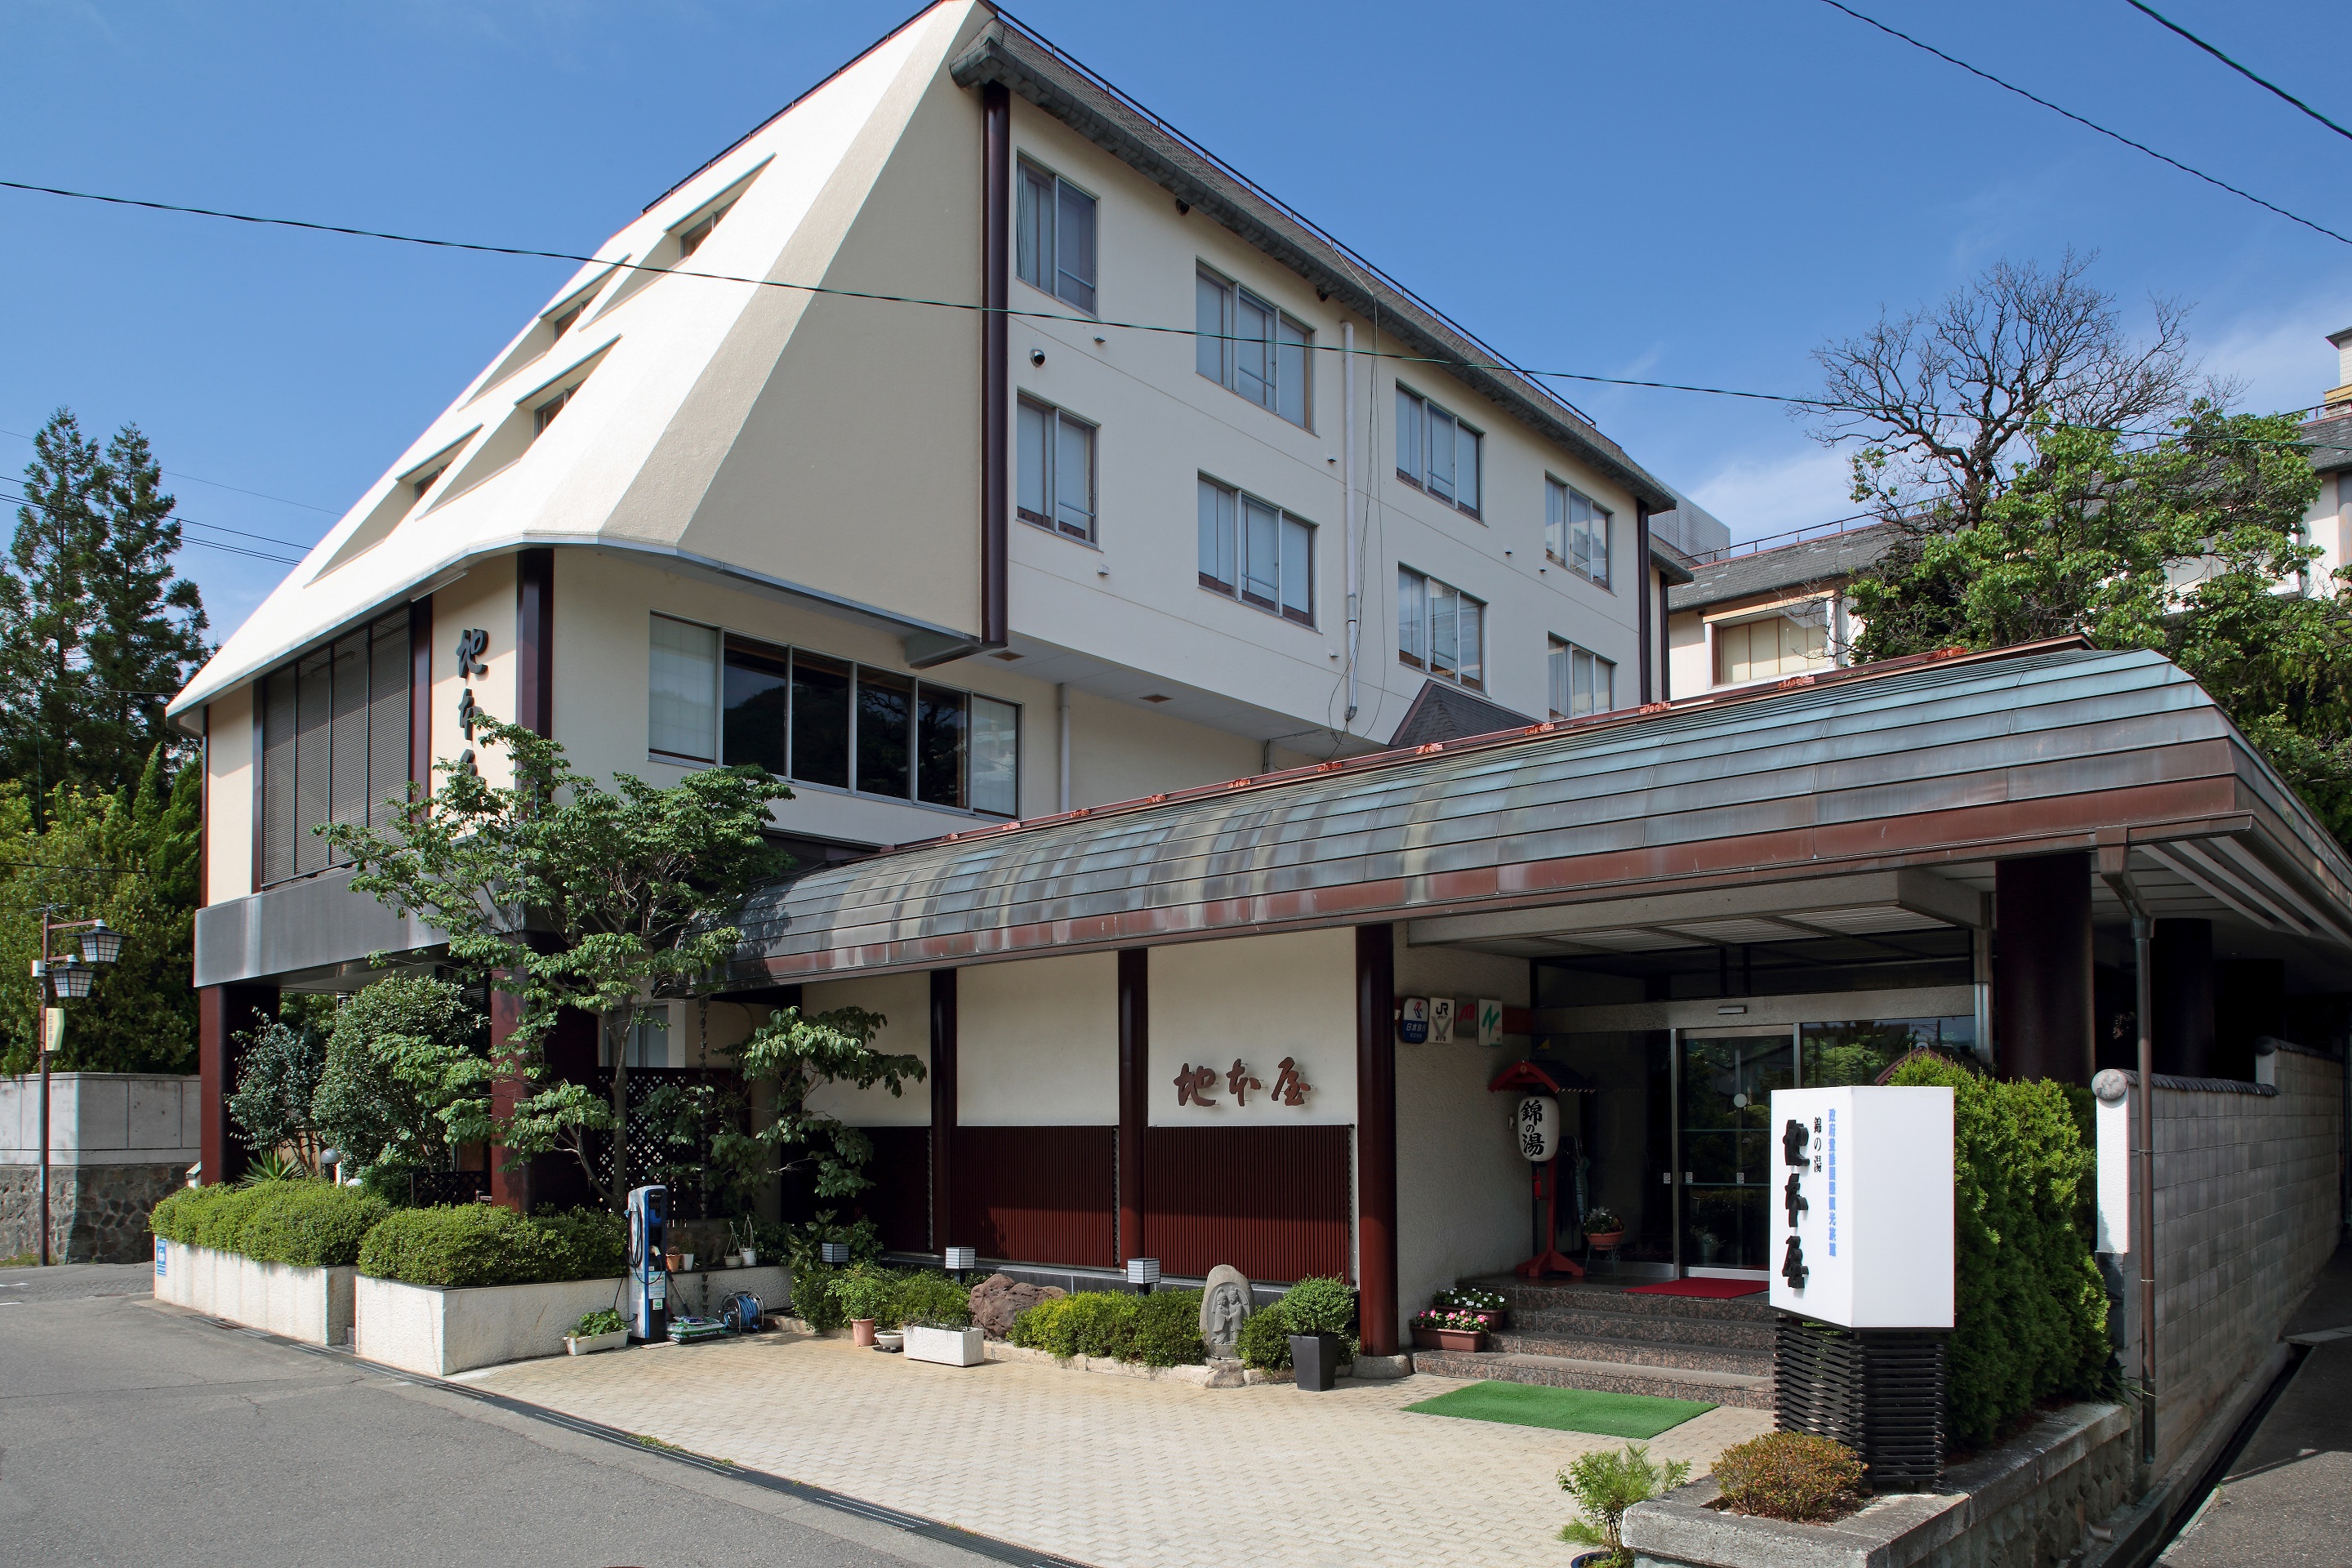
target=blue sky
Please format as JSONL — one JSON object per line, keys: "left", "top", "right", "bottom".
{"left": 8, "top": 0, "right": 2352, "bottom": 642}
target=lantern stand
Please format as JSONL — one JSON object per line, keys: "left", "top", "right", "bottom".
{"left": 1489, "top": 1059, "right": 1596, "bottom": 1280}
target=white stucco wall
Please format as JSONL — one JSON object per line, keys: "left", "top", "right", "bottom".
{"left": 956, "top": 951, "right": 1118, "bottom": 1125}
{"left": 204, "top": 683, "right": 255, "bottom": 904}
{"left": 429, "top": 557, "right": 519, "bottom": 788}
{"left": 155, "top": 1241, "right": 355, "bottom": 1346}
{"left": 801, "top": 971, "right": 933, "bottom": 1126}
{"left": 1147, "top": 930, "right": 1355, "bottom": 1128}
{"left": 1392, "top": 941, "right": 1535, "bottom": 1314}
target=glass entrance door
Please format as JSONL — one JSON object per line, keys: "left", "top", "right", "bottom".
{"left": 1675, "top": 1031, "right": 1795, "bottom": 1273}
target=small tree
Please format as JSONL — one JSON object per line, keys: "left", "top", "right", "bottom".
{"left": 310, "top": 975, "right": 488, "bottom": 1183}
{"left": 227, "top": 1013, "right": 329, "bottom": 1174}
{"left": 1557, "top": 1442, "right": 1691, "bottom": 1565}
{"left": 325, "top": 715, "right": 793, "bottom": 1209}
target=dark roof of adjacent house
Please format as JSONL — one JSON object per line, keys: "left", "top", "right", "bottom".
{"left": 728, "top": 640, "right": 2352, "bottom": 983}
{"left": 1668, "top": 522, "right": 1901, "bottom": 613}
{"left": 2303, "top": 409, "right": 2352, "bottom": 475}
{"left": 1388, "top": 680, "right": 1535, "bottom": 749}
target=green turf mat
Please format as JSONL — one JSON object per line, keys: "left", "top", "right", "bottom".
{"left": 1403, "top": 1379, "right": 1714, "bottom": 1438}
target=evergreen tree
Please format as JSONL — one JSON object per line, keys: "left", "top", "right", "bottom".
{"left": 0, "top": 408, "right": 209, "bottom": 815}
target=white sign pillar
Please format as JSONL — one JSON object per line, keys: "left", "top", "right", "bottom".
{"left": 1767, "top": 1086, "right": 1955, "bottom": 1329}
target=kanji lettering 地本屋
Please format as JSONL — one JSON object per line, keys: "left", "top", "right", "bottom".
{"left": 1272, "top": 1057, "right": 1312, "bottom": 1106}
{"left": 1174, "top": 1063, "right": 1219, "bottom": 1107}
{"left": 1227, "top": 1059, "right": 1263, "bottom": 1106}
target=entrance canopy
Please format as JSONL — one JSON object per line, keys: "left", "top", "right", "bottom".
{"left": 730, "top": 641, "right": 2352, "bottom": 989}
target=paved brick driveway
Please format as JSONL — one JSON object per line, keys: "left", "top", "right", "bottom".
{"left": 470, "top": 1334, "right": 1771, "bottom": 1568}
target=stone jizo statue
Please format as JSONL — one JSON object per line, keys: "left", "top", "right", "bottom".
{"left": 1200, "top": 1264, "right": 1254, "bottom": 1356}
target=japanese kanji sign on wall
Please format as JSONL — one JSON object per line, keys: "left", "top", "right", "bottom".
{"left": 1175, "top": 1058, "right": 1313, "bottom": 1109}
{"left": 1766, "top": 1085, "right": 1954, "bottom": 1330}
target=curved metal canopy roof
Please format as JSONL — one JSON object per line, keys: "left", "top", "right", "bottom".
{"left": 730, "top": 641, "right": 2352, "bottom": 983}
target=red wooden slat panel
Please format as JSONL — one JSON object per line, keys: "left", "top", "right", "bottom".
{"left": 951, "top": 1125, "right": 1116, "bottom": 1267}
{"left": 1143, "top": 1125, "right": 1352, "bottom": 1284}
{"left": 854, "top": 1126, "right": 933, "bottom": 1253}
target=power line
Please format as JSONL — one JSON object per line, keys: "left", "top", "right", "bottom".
{"left": 0, "top": 484, "right": 314, "bottom": 553}
{"left": 0, "top": 488, "right": 306, "bottom": 566}
{"left": 2120, "top": 0, "right": 2352, "bottom": 145}
{"left": 0, "top": 425, "right": 338, "bottom": 514}
{"left": 1811, "top": 0, "right": 2352, "bottom": 247}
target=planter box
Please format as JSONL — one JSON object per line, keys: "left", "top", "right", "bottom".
{"left": 1290, "top": 1332, "right": 1341, "bottom": 1392}
{"left": 904, "top": 1324, "right": 985, "bottom": 1366}
{"left": 1413, "top": 1325, "right": 1487, "bottom": 1352}
{"left": 355, "top": 1263, "right": 791, "bottom": 1377}
{"left": 566, "top": 1329, "right": 628, "bottom": 1356}
{"left": 153, "top": 1239, "right": 354, "bottom": 1346}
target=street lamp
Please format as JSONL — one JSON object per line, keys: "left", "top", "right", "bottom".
{"left": 31, "top": 907, "right": 121, "bottom": 1267}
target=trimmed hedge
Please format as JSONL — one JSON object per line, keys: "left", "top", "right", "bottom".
{"left": 1713, "top": 1432, "right": 1865, "bottom": 1522}
{"left": 355, "top": 1204, "right": 626, "bottom": 1289}
{"left": 1888, "top": 1054, "right": 2108, "bottom": 1448}
{"left": 1009, "top": 1288, "right": 1206, "bottom": 1367}
{"left": 149, "top": 1181, "right": 390, "bottom": 1267}
{"left": 1236, "top": 1300, "right": 1291, "bottom": 1370}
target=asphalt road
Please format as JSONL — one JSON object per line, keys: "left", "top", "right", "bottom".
{"left": 0, "top": 1265, "right": 1020, "bottom": 1568}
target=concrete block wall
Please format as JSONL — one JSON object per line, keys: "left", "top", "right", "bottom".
{"left": 2132, "top": 1047, "right": 2343, "bottom": 1475}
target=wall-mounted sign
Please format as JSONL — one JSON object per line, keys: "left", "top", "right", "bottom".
{"left": 1477, "top": 998, "right": 1504, "bottom": 1048}
{"left": 1767, "top": 1085, "right": 1954, "bottom": 1329}
{"left": 1428, "top": 997, "right": 1456, "bottom": 1045}
{"left": 454, "top": 626, "right": 490, "bottom": 774}
{"left": 1397, "top": 996, "right": 1429, "bottom": 1045}
{"left": 1515, "top": 1095, "right": 1558, "bottom": 1161}
{"left": 1175, "top": 1057, "right": 1312, "bottom": 1108}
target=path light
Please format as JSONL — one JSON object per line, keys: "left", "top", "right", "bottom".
{"left": 47, "top": 958, "right": 91, "bottom": 1000}
{"left": 944, "top": 1245, "right": 976, "bottom": 1281}
{"left": 1125, "top": 1257, "right": 1161, "bottom": 1296}
{"left": 819, "top": 1241, "right": 850, "bottom": 1265}
{"left": 78, "top": 920, "right": 122, "bottom": 966}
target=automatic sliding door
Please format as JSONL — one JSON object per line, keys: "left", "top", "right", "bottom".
{"left": 1675, "top": 1030, "right": 1794, "bottom": 1273}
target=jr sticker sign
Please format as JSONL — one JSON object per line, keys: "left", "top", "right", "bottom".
{"left": 1766, "top": 1085, "right": 1955, "bottom": 1330}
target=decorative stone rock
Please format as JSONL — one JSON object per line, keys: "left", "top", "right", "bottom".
{"left": 967, "top": 1272, "right": 1066, "bottom": 1339}
{"left": 1200, "top": 1264, "right": 1254, "bottom": 1355}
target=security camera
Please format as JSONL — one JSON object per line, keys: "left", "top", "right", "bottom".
{"left": 1029, "top": 347, "right": 1046, "bottom": 367}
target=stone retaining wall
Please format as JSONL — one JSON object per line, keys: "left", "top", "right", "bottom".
{"left": 0, "top": 1161, "right": 188, "bottom": 1262}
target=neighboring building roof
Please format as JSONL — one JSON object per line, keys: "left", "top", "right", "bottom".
{"left": 2303, "top": 409, "right": 2352, "bottom": 475}
{"left": 1387, "top": 680, "right": 1535, "bottom": 749}
{"left": 728, "top": 641, "right": 2352, "bottom": 982}
{"left": 1668, "top": 522, "right": 1901, "bottom": 613}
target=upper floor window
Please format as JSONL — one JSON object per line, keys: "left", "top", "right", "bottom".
{"left": 649, "top": 616, "right": 1018, "bottom": 816}
{"left": 532, "top": 384, "right": 576, "bottom": 437}
{"left": 1714, "top": 610, "right": 1830, "bottom": 687}
{"left": 1196, "top": 268, "right": 1311, "bottom": 428}
{"left": 257, "top": 610, "right": 411, "bottom": 888}
{"left": 1397, "top": 566, "right": 1484, "bottom": 690}
{"left": 1017, "top": 158, "right": 1097, "bottom": 313}
{"left": 676, "top": 198, "right": 737, "bottom": 260}
{"left": 1548, "top": 636, "right": 1614, "bottom": 719}
{"left": 1396, "top": 385, "right": 1482, "bottom": 517}
{"left": 1198, "top": 476, "right": 1314, "bottom": 626}
{"left": 1017, "top": 395, "right": 1097, "bottom": 542}
{"left": 1547, "top": 478, "right": 1610, "bottom": 588}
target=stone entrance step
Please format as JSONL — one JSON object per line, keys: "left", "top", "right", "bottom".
{"left": 1410, "top": 1347, "right": 1775, "bottom": 1410}
{"left": 1421, "top": 1274, "right": 1777, "bottom": 1410}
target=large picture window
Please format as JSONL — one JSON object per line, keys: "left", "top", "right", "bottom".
{"left": 1397, "top": 566, "right": 1484, "bottom": 690}
{"left": 657, "top": 616, "right": 1019, "bottom": 817}
{"left": 1714, "top": 612, "right": 1830, "bottom": 686}
{"left": 1016, "top": 158, "right": 1097, "bottom": 314}
{"left": 1196, "top": 268, "right": 1311, "bottom": 428}
{"left": 1546, "top": 477, "right": 1610, "bottom": 587}
{"left": 1017, "top": 395, "right": 1097, "bottom": 542}
{"left": 257, "top": 610, "right": 410, "bottom": 887}
{"left": 1197, "top": 476, "right": 1314, "bottom": 626}
{"left": 1548, "top": 636, "right": 1615, "bottom": 718}
{"left": 1395, "top": 385, "right": 1482, "bottom": 517}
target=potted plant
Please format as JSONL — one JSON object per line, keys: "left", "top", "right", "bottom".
{"left": 566, "top": 1308, "right": 629, "bottom": 1356}
{"left": 896, "top": 1272, "right": 983, "bottom": 1366}
{"left": 1411, "top": 1307, "right": 1489, "bottom": 1352}
{"left": 1433, "top": 1283, "right": 1508, "bottom": 1330}
{"left": 1557, "top": 1441, "right": 1690, "bottom": 1567}
{"left": 1583, "top": 1207, "right": 1626, "bottom": 1252}
{"left": 835, "top": 1269, "right": 897, "bottom": 1348}
{"left": 1281, "top": 1276, "right": 1355, "bottom": 1392}
{"left": 730, "top": 1216, "right": 759, "bottom": 1269}
{"left": 873, "top": 1329, "right": 905, "bottom": 1352}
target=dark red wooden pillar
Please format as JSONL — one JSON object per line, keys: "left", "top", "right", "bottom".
{"left": 1995, "top": 853, "right": 2095, "bottom": 1085}
{"left": 1117, "top": 948, "right": 1149, "bottom": 1263}
{"left": 197, "top": 984, "right": 274, "bottom": 1184}
{"left": 1355, "top": 924, "right": 1399, "bottom": 1356}
{"left": 930, "top": 968, "right": 959, "bottom": 1254}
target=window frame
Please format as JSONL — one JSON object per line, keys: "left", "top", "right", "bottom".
{"left": 1015, "top": 393, "right": 1099, "bottom": 543}
{"left": 1548, "top": 635, "right": 1615, "bottom": 719}
{"left": 1711, "top": 608, "right": 1832, "bottom": 688}
{"left": 1196, "top": 474, "right": 1316, "bottom": 627}
{"left": 1015, "top": 157, "right": 1098, "bottom": 315}
{"left": 1394, "top": 384, "right": 1483, "bottom": 519}
{"left": 1545, "top": 476, "right": 1612, "bottom": 589}
{"left": 255, "top": 611, "right": 412, "bottom": 890}
{"left": 1195, "top": 265, "right": 1313, "bottom": 430}
{"left": 1396, "top": 565, "right": 1486, "bottom": 691}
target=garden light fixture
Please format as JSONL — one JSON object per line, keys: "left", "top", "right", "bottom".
{"left": 47, "top": 958, "right": 91, "bottom": 1000}
{"left": 1125, "top": 1257, "right": 1161, "bottom": 1294}
{"left": 78, "top": 920, "right": 122, "bottom": 966}
{"left": 820, "top": 1241, "right": 850, "bottom": 1265}
{"left": 943, "top": 1245, "right": 977, "bottom": 1273}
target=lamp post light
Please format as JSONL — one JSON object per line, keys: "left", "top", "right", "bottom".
{"left": 31, "top": 910, "right": 121, "bottom": 1267}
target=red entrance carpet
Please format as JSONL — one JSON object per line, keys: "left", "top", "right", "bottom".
{"left": 1622, "top": 1278, "right": 1766, "bottom": 1299}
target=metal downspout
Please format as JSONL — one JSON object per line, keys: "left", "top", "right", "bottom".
{"left": 1343, "top": 322, "right": 1360, "bottom": 725}
{"left": 2103, "top": 861, "right": 2160, "bottom": 1466}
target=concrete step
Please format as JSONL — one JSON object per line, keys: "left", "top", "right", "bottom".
{"left": 1413, "top": 1348, "right": 1775, "bottom": 1410}
{"left": 1488, "top": 1329, "right": 1772, "bottom": 1378}
{"left": 1503, "top": 1304, "right": 1776, "bottom": 1352}
{"left": 1475, "top": 1276, "right": 1775, "bottom": 1325}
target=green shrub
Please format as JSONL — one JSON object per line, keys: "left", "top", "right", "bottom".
{"left": 1280, "top": 1276, "right": 1355, "bottom": 1336}
{"left": 355, "top": 1204, "right": 592, "bottom": 1288}
{"left": 791, "top": 1262, "right": 847, "bottom": 1331}
{"left": 235, "top": 1183, "right": 390, "bottom": 1267}
{"left": 1134, "top": 1289, "right": 1206, "bottom": 1366}
{"left": 1888, "top": 1054, "right": 2108, "bottom": 1447}
{"left": 892, "top": 1271, "right": 973, "bottom": 1330}
{"left": 149, "top": 1183, "right": 238, "bottom": 1246}
{"left": 1557, "top": 1442, "right": 1691, "bottom": 1564}
{"left": 832, "top": 1265, "right": 902, "bottom": 1326}
{"left": 191, "top": 1185, "right": 273, "bottom": 1252}
{"left": 1237, "top": 1300, "right": 1291, "bottom": 1370}
{"left": 1008, "top": 1293, "right": 1074, "bottom": 1352}
{"left": 574, "top": 1309, "right": 626, "bottom": 1338}
{"left": 1060, "top": 1290, "right": 1143, "bottom": 1359}
{"left": 534, "top": 1209, "right": 626, "bottom": 1281}
{"left": 1712, "top": 1432, "right": 1865, "bottom": 1522}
